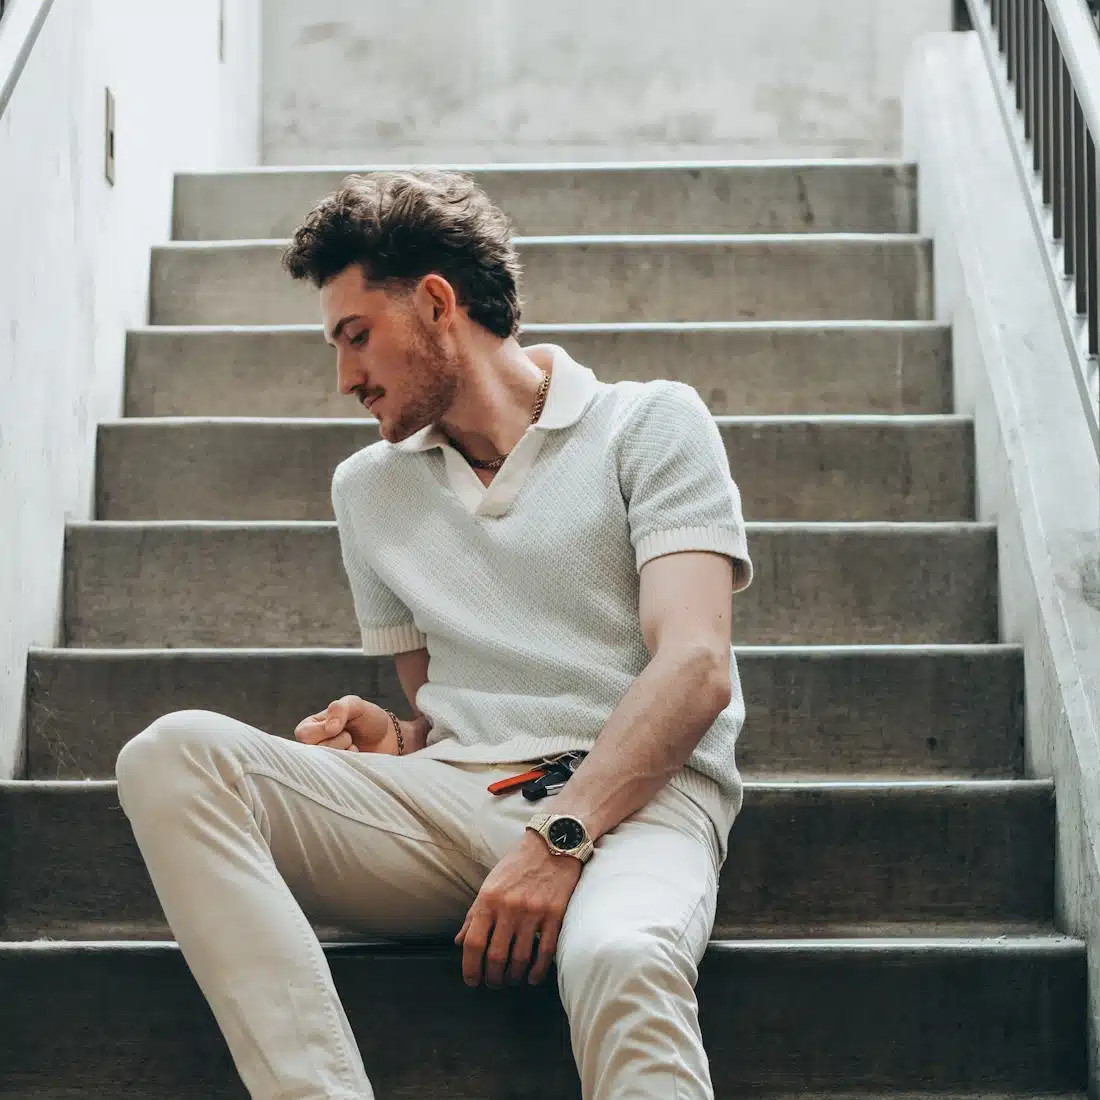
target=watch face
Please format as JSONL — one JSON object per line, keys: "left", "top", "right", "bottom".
{"left": 548, "top": 817, "right": 585, "bottom": 850}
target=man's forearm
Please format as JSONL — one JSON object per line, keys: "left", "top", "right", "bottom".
{"left": 548, "top": 650, "right": 731, "bottom": 842}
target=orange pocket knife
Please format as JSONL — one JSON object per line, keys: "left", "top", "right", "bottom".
{"left": 487, "top": 767, "right": 547, "bottom": 795}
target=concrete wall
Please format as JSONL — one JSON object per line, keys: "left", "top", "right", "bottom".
{"left": 261, "top": 0, "right": 951, "bottom": 165}
{"left": 904, "top": 33, "right": 1100, "bottom": 1095}
{"left": 0, "top": 0, "right": 262, "bottom": 779}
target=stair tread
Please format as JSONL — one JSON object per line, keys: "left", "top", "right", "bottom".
{"left": 62, "top": 522, "right": 1001, "bottom": 647}
{"left": 149, "top": 235, "right": 932, "bottom": 325}
{"left": 0, "top": 774, "right": 1055, "bottom": 937}
{"left": 124, "top": 320, "right": 953, "bottom": 417}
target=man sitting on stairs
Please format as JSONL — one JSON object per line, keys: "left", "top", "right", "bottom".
{"left": 115, "top": 168, "right": 754, "bottom": 1100}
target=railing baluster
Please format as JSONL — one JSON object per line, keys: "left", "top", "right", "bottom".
{"left": 1017, "top": 0, "right": 1027, "bottom": 110}
{"left": 1008, "top": 0, "right": 1018, "bottom": 91}
{"left": 1020, "top": 0, "right": 1029, "bottom": 137}
{"left": 1087, "top": 133, "right": 1098, "bottom": 353}
{"left": 1033, "top": 0, "right": 1043, "bottom": 168}
{"left": 1042, "top": 2, "right": 1054, "bottom": 203}
{"left": 1052, "top": 13, "right": 1064, "bottom": 234}
{"left": 1076, "top": 97, "right": 1090, "bottom": 315}
{"left": 1023, "top": 0, "right": 1033, "bottom": 136}
{"left": 1065, "top": 64, "right": 1077, "bottom": 275}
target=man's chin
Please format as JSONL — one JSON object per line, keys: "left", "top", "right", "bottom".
{"left": 378, "top": 412, "right": 427, "bottom": 445}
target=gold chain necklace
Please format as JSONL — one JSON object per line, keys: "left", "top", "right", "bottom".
{"left": 444, "top": 368, "right": 551, "bottom": 471}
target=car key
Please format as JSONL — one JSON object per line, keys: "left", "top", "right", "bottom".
{"left": 521, "top": 751, "right": 587, "bottom": 801}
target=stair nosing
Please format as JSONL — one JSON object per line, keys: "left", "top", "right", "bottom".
{"left": 129, "top": 319, "right": 951, "bottom": 334}
{"left": 66, "top": 519, "right": 998, "bottom": 532}
{"left": 26, "top": 642, "right": 1026, "bottom": 658}
{"left": 174, "top": 157, "right": 917, "bottom": 180}
{"left": 153, "top": 231, "right": 931, "bottom": 250}
{"left": 98, "top": 413, "right": 974, "bottom": 430}
{"left": 0, "top": 777, "right": 1053, "bottom": 795}
{"left": 0, "top": 932, "right": 1084, "bottom": 955}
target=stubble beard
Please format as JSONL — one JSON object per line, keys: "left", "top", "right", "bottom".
{"left": 381, "top": 318, "right": 462, "bottom": 444}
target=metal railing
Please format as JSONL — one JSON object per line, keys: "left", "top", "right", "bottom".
{"left": 0, "top": 0, "right": 57, "bottom": 121}
{"left": 964, "top": 0, "right": 1100, "bottom": 458}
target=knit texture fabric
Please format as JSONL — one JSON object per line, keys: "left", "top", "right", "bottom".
{"left": 331, "top": 351, "right": 753, "bottom": 858}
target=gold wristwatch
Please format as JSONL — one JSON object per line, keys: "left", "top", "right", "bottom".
{"left": 526, "top": 813, "right": 595, "bottom": 863}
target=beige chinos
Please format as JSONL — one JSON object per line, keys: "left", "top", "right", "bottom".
{"left": 116, "top": 708, "right": 722, "bottom": 1099}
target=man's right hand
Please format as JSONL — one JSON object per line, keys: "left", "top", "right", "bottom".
{"left": 294, "top": 695, "right": 401, "bottom": 755}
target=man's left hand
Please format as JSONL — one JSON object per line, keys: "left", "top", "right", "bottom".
{"left": 455, "top": 829, "right": 583, "bottom": 988}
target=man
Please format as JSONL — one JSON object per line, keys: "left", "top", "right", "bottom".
{"left": 115, "top": 168, "right": 753, "bottom": 1099}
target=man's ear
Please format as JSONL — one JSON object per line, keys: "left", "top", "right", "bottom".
{"left": 417, "top": 273, "right": 458, "bottom": 327}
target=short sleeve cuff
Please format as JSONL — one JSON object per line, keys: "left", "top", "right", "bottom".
{"left": 635, "top": 525, "right": 754, "bottom": 593}
{"left": 360, "top": 620, "right": 429, "bottom": 656}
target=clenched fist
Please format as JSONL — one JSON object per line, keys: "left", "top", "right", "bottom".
{"left": 294, "top": 695, "right": 401, "bottom": 755}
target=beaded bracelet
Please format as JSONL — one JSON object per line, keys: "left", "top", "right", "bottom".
{"left": 385, "top": 710, "right": 406, "bottom": 756}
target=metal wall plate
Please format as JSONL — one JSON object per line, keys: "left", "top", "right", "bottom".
{"left": 104, "top": 87, "right": 115, "bottom": 185}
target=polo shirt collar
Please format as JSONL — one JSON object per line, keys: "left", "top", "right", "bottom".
{"left": 391, "top": 343, "right": 600, "bottom": 454}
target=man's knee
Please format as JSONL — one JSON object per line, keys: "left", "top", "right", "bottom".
{"left": 116, "top": 709, "right": 251, "bottom": 808}
{"left": 557, "top": 927, "right": 678, "bottom": 999}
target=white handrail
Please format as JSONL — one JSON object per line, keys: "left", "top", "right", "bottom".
{"left": 1047, "top": 0, "right": 1100, "bottom": 152}
{"left": 0, "top": 0, "right": 55, "bottom": 120}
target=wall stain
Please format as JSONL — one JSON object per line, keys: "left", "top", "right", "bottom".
{"left": 344, "top": 37, "right": 373, "bottom": 62}
{"left": 1080, "top": 553, "right": 1100, "bottom": 612}
{"left": 298, "top": 22, "right": 345, "bottom": 46}
{"left": 794, "top": 173, "right": 816, "bottom": 228}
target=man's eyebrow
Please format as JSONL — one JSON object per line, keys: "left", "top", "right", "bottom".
{"left": 325, "top": 314, "right": 363, "bottom": 346}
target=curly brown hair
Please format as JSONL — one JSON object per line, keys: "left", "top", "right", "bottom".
{"left": 281, "top": 169, "right": 522, "bottom": 339}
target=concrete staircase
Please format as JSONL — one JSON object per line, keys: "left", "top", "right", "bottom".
{"left": 1, "top": 162, "right": 1088, "bottom": 1098}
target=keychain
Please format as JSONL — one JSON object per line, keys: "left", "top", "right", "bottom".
{"left": 487, "top": 751, "right": 588, "bottom": 798}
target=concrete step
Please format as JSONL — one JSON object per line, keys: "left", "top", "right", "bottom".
{"left": 149, "top": 235, "right": 933, "bottom": 326}
{"left": 96, "top": 415, "right": 975, "bottom": 523}
{"left": 25, "top": 644, "right": 1024, "bottom": 782}
{"left": 171, "top": 160, "right": 918, "bottom": 240}
{"left": 0, "top": 937, "right": 1085, "bottom": 1095}
{"left": 0, "top": 779, "right": 1055, "bottom": 940}
{"left": 125, "top": 321, "right": 954, "bottom": 418}
{"left": 62, "top": 522, "right": 999, "bottom": 647}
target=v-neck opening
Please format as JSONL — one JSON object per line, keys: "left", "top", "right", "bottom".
{"left": 441, "top": 427, "right": 547, "bottom": 517}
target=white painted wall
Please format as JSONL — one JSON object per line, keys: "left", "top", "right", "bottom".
{"left": 261, "top": 0, "right": 951, "bottom": 165}
{"left": 0, "top": 0, "right": 262, "bottom": 778}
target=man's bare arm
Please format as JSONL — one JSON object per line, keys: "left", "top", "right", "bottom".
{"left": 548, "top": 550, "right": 735, "bottom": 841}
{"left": 393, "top": 646, "right": 432, "bottom": 753}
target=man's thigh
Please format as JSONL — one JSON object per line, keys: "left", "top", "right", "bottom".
{"left": 469, "top": 769, "right": 720, "bottom": 961}
{"left": 123, "top": 709, "right": 491, "bottom": 938}
{"left": 245, "top": 746, "right": 494, "bottom": 937}
{"left": 556, "top": 784, "right": 720, "bottom": 967}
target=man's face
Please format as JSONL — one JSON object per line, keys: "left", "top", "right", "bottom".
{"left": 321, "top": 264, "right": 461, "bottom": 443}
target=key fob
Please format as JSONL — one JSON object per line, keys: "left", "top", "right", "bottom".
{"left": 521, "top": 762, "right": 568, "bottom": 800}
{"left": 522, "top": 776, "right": 564, "bottom": 800}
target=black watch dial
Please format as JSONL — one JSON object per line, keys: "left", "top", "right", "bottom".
{"left": 548, "top": 817, "right": 585, "bottom": 850}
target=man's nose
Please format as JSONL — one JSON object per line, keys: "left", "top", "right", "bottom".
{"left": 336, "top": 348, "right": 362, "bottom": 396}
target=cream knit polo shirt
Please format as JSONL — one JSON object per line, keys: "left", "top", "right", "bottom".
{"left": 331, "top": 343, "right": 754, "bottom": 859}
